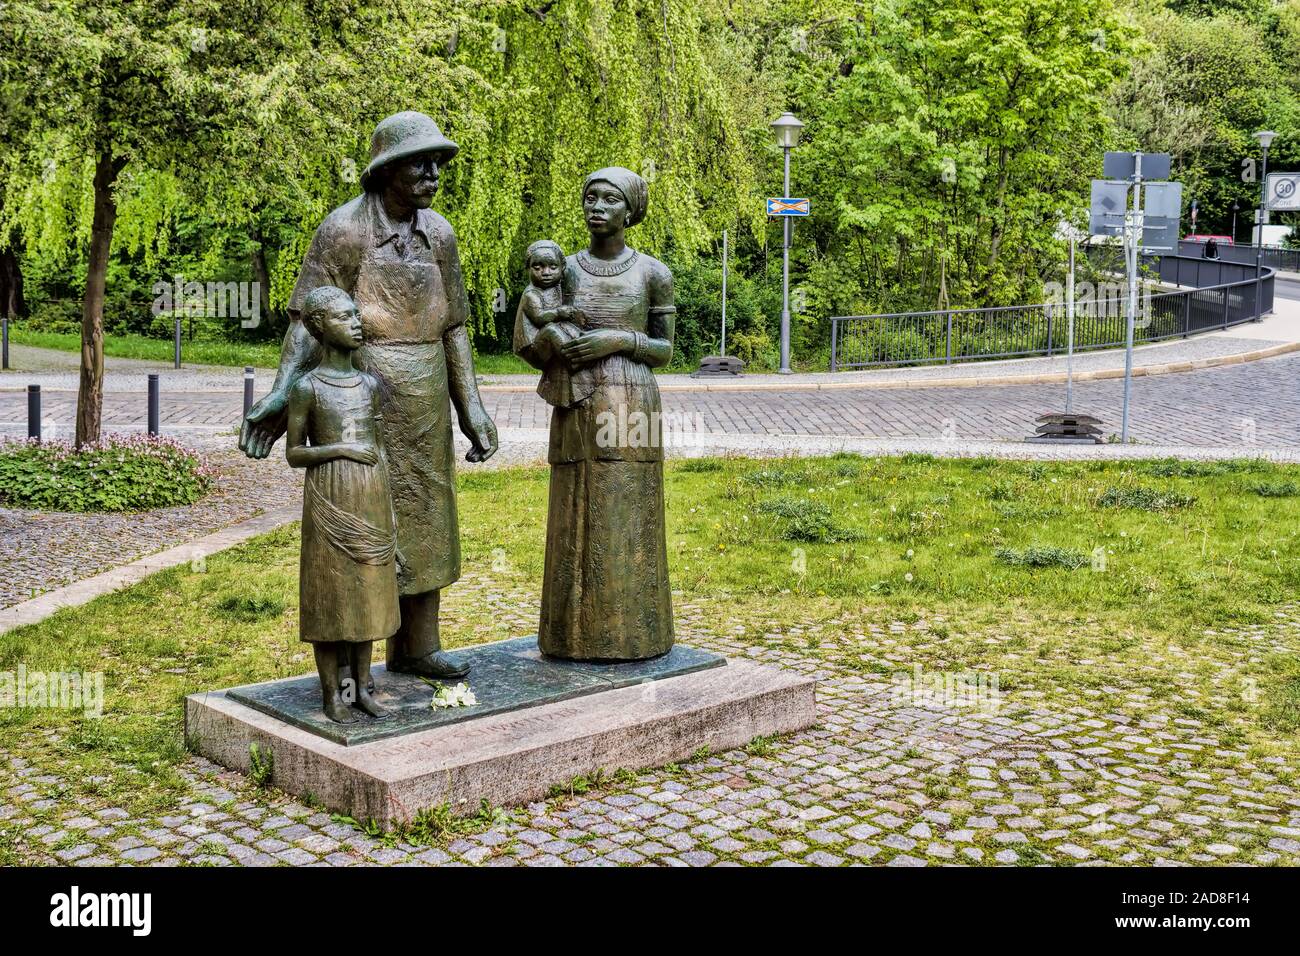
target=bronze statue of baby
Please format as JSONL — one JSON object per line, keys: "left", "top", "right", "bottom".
{"left": 519, "top": 239, "right": 598, "bottom": 408}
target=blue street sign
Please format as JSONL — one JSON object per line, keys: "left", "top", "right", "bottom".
{"left": 767, "top": 197, "right": 810, "bottom": 216}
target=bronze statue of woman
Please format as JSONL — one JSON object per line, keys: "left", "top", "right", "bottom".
{"left": 514, "top": 167, "right": 676, "bottom": 660}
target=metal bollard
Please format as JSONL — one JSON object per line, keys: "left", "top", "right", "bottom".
{"left": 148, "top": 373, "right": 160, "bottom": 436}
{"left": 2, "top": 314, "right": 9, "bottom": 370}
{"left": 27, "top": 384, "right": 40, "bottom": 440}
{"left": 243, "top": 366, "right": 255, "bottom": 418}
{"left": 173, "top": 317, "right": 182, "bottom": 369}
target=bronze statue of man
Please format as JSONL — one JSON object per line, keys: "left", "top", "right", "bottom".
{"left": 240, "top": 111, "right": 498, "bottom": 680}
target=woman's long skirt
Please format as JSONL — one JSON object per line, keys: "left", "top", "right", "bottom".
{"left": 538, "top": 458, "right": 674, "bottom": 660}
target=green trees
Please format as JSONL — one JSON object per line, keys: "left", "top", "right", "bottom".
{"left": 769, "top": 0, "right": 1133, "bottom": 320}
{"left": 1, "top": 1, "right": 242, "bottom": 443}
{"left": 1110, "top": 2, "right": 1300, "bottom": 240}
{"left": 1, "top": 0, "right": 1296, "bottom": 390}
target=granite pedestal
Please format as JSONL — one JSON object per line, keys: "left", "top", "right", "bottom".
{"left": 185, "top": 637, "right": 817, "bottom": 825}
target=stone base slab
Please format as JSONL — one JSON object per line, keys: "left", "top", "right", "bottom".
{"left": 185, "top": 658, "right": 816, "bottom": 826}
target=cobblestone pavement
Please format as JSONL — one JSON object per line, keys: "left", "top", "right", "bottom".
{"left": 484, "top": 352, "right": 1300, "bottom": 448}
{"left": 4, "top": 583, "right": 1298, "bottom": 867}
{"left": 5, "top": 349, "right": 1300, "bottom": 448}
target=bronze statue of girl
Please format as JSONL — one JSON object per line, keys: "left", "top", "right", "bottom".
{"left": 287, "top": 286, "right": 399, "bottom": 722}
{"left": 514, "top": 167, "right": 676, "bottom": 660}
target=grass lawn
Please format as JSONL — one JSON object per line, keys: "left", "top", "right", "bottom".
{"left": 3, "top": 453, "right": 1300, "bottom": 857}
{"left": 6, "top": 327, "right": 702, "bottom": 376}
{"left": 8, "top": 327, "right": 537, "bottom": 376}
{"left": 8, "top": 329, "right": 286, "bottom": 369}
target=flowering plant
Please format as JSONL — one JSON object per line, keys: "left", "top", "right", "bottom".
{"left": 0, "top": 434, "right": 217, "bottom": 511}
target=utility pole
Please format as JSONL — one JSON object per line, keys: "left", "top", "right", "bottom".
{"left": 1066, "top": 234, "right": 1075, "bottom": 414}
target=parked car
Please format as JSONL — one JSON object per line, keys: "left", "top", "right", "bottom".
{"left": 1184, "top": 234, "right": 1234, "bottom": 246}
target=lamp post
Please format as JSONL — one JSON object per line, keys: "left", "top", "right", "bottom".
{"left": 1254, "top": 130, "right": 1276, "bottom": 320}
{"left": 771, "top": 111, "right": 804, "bottom": 374}
{"left": 1231, "top": 200, "right": 1240, "bottom": 244}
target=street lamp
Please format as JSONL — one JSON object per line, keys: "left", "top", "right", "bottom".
{"left": 1254, "top": 129, "right": 1277, "bottom": 320}
{"left": 1231, "top": 200, "right": 1240, "bottom": 244}
{"left": 771, "top": 111, "right": 804, "bottom": 374}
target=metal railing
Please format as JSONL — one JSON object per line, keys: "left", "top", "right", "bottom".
{"left": 1179, "top": 240, "right": 1300, "bottom": 273}
{"left": 829, "top": 254, "right": 1275, "bottom": 371}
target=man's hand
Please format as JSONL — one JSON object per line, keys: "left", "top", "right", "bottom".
{"left": 461, "top": 406, "right": 498, "bottom": 463}
{"left": 239, "top": 390, "right": 290, "bottom": 459}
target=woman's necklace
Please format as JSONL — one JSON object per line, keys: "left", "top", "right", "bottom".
{"left": 577, "top": 248, "right": 639, "bottom": 277}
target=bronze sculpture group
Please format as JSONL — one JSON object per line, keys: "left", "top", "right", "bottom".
{"left": 241, "top": 112, "right": 676, "bottom": 722}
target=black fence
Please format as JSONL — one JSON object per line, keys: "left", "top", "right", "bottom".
{"left": 1179, "top": 239, "right": 1300, "bottom": 273}
{"left": 829, "top": 254, "right": 1276, "bottom": 371}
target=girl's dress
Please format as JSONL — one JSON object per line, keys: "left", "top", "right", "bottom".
{"left": 297, "top": 370, "right": 401, "bottom": 644}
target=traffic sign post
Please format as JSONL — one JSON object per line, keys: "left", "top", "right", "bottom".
{"left": 1122, "top": 154, "right": 1142, "bottom": 444}
{"left": 770, "top": 111, "right": 805, "bottom": 375}
{"left": 1093, "top": 151, "right": 1178, "bottom": 443}
{"left": 767, "top": 195, "right": 811, "bottom": 374}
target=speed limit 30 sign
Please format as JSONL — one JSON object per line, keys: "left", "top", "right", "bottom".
{"left": 1267, "top": 172, "right": 1300, "bottom": 211}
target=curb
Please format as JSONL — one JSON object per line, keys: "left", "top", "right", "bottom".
{"left": 0, "top": 505, "right": 300, "bottom": 635}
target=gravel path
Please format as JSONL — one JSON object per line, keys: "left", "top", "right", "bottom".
{"left": 0, "top": 431, "right": 542, "bottom": 611}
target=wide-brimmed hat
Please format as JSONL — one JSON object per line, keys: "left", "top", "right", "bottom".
{"left": 360, "top": 111, "right": 459, "bottom": 190}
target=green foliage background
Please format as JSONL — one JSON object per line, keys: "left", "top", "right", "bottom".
{"left": 1, "top": 0, "right": 1297, "bottom": 370}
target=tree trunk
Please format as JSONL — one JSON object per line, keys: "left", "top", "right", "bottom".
{"left": 0, "top": 244, "right": 25, "bottom": 318}
{"left": 76, "top": 148, "right": 120, "bottom": 447}
{"left": 250, "top": 223, "right": 275, "bottom": 331}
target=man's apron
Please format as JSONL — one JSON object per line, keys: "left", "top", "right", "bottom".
{"left": 351, "top": 230, "right": 459, "bottom": 595}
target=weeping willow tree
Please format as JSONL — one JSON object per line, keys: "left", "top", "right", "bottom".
{"left": 1, "top": 0, "right": 777, "bottom": 422}
{"left": 248, "top": 0, "right": 774, "bottom": 343}
{"left": 138, "top": 0, "right": 774, "bottom": 345}
{"left": 431, "top": 0, "right": 767, "bottom": 339}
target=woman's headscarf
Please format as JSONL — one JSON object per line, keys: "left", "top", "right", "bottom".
{"left": 583, "top": 167, "right": 649, "bottom": 228}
